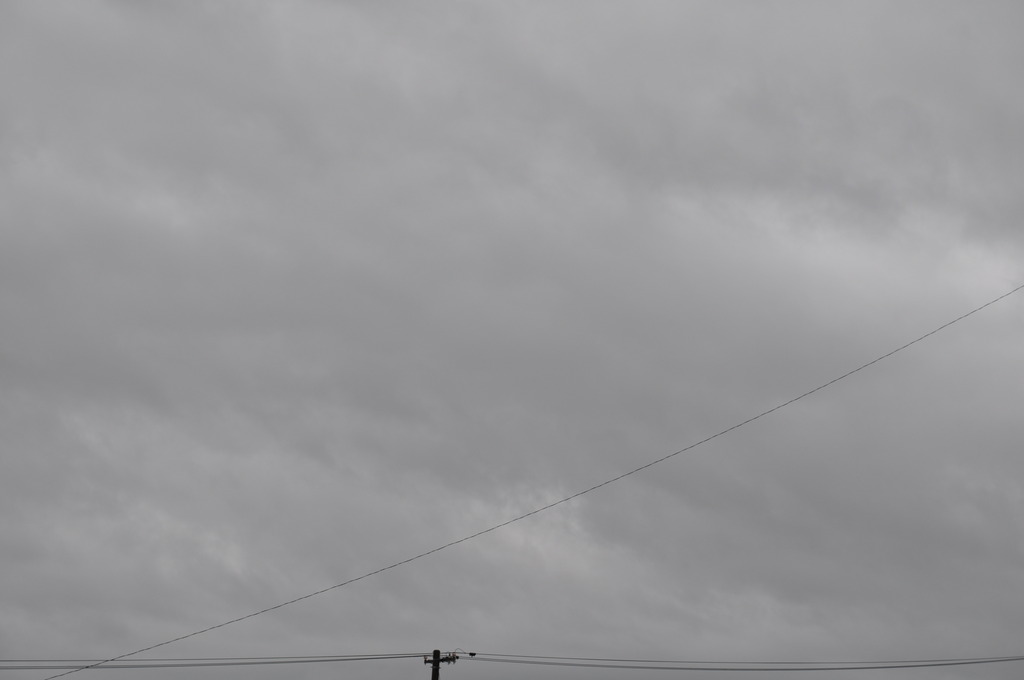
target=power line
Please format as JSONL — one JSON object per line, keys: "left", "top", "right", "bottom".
{"left": 468, "top": 653, "right": 1024, "bottom": 672}
{"left": 6, "top": 654, "right": 422, "bottom": 662}
{"left": 12, "top": 651, "right": 1024, "bottom": 674}
{"left": 0, "top": 653, "right": 424, "bottom": 671}
{"left": 473, "top": 651, "right": 1024, "bottom": 664}
{"left": 41, "top": 283, "right": 1024, "bottom": 680}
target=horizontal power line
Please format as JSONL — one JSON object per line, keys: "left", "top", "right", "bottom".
{"left": 474, "top": 651, "right": 1024, "bottom": 664}
{"left": 468, "top": 653, "right": 1024, "bottom": 672}
{"left": 13, "top": 650, "right": 1024, "bottom": 674}
{"left": 1, "top": 653, "right": 426, "bottom": 671}
{"left": 41, "top": 282, "right": 1024, "bottom": 680}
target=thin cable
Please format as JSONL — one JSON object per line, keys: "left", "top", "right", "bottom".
{"left": 14, "top": 652, "right": 1024, "bottom": 673}
{"left": 9, "top": 654, "right": 423, "bottom": 662}
{"left": 472, "top": 651, "right": 1024, "bottom": 665}
{"left": 468, "top": 655, "right": 1024, "bottom": 672}
{"left": 1, "top": 654, "right": 425, "bottom": 671}
{"left": 42, "top": 283, "right": 1024, "bottom": 680}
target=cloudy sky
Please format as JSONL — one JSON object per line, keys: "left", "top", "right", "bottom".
{"left": 2, "top": 2, "right": 1024, "bottom": 680}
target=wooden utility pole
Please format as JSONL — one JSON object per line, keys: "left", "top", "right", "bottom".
{"left": 425, "top": 650, "right": 460, "bottom": 680}
{"left": 430, "top": 650, "right": 441, "bottom": 680}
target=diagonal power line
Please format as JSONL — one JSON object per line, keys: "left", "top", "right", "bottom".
{"left": 43, "top": 282, "right": 1024, "bottom": 680}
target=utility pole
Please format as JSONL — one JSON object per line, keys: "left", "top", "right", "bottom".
{"left": 424, "top": 650, "right": 461, "bottom": 680}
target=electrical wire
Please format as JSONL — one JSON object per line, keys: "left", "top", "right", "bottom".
{"left": 471, "top": 651, "right": 1024, "bottom": 667}
{"left": 1, "top": 653, "right": 425, "bottom": 671}
{"left": 467, "top": 653, "right": 1024, "bottom": 672}
{"left": 40, "top": 282, "right": 1024, "bottom": 680}
{"left": 13, "top": 651, "right": 1024, "bottom": 674}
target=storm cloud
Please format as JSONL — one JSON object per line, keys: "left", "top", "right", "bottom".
{"left": 2, "top": 3, "right": 1023, "bottom": 680}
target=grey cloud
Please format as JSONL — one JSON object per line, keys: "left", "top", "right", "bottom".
{"left": 2, "top": 2, "right": 1023, "bottom": 680}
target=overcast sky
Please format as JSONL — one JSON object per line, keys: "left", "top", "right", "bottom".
{"left": 2, "top": 2, "right": 1024, "bottom": 680}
